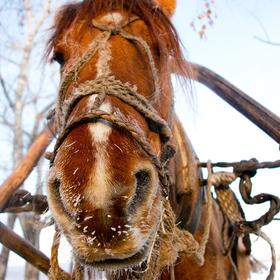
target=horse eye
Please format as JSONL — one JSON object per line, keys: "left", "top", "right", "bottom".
{"left": 52, "top": 51, "right": 65, "bottom": 66}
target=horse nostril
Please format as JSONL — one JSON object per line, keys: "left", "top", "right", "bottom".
{"left": 128, "top": 169, "right": 152, "bottom": 213}
{"left": 135, "top": 170, "right": 151, "bottom": 189}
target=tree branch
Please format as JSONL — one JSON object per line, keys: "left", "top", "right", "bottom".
{"left": 2, "top": 189, "right": 48, "bottom": 215}
{"left": 0, "top": 221, "right": 50, "bottom": 275}
{"left": 0, "top": 120, "right": 56, "bottom": 211}
{"left": 0, "top": 221, "right": 69, "bottom": 277}
{"left": 0, "top": 74, "right": 14, "bottom": 108}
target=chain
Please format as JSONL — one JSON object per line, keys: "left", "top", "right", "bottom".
{"left": 200, "top": 159, "right": 280, "bottom": 280}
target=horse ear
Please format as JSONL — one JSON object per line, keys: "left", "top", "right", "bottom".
{"left": 154, "top": 0, "right": 176, "bottom": 17}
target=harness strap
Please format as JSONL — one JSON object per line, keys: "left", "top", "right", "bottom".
{"left": 91, "top": 16, "right": 161, "bottom": 101}
{"left": 58, "top": 31, "right": 111, "bottom": 110}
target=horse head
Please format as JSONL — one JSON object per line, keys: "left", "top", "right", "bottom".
{"left": 47, "top": 0, "right": 188, "bottom": 270}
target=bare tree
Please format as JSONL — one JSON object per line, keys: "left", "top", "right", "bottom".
{"left": 0, "top": 0, "right": 55, "bottom": 279}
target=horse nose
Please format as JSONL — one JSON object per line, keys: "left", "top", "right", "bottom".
{"left": 128, "top": 169, "right": 153, "bottom": 213}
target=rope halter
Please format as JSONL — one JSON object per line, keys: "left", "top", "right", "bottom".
{"left": 50, "top": 15, "right": 176, "bottom": 197}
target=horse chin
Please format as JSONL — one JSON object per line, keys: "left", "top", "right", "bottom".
{"left": 72, "top": 217, "right": 158, "bottom": 270}
{"left": 77, "top": 235, "right": 153, "bottom": 270}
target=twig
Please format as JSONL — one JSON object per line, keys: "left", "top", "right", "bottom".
{"left": 0, "top": 74, "right": 14, "bottom": 108}
{"left": 246, "top": 9, "right": 280, "bottom": 47}
{"left": 254, "top": 36, "right": 280, "bottom": 47}
{"left": 29, "top": 101, "right": 55, "bottom": 143}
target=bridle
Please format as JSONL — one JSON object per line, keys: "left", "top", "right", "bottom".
{"left": 49, "top": 15, "right": 176, "bottom": 199}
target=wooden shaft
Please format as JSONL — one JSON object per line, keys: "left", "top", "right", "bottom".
{"left": 0, "top": 121, "right": 55, "bottom": 210}
{"left": 190, "top": 63, "right": 280, "bottom": 145}
{"left": 0, "top": 221, "right": 50, "bottom": 275}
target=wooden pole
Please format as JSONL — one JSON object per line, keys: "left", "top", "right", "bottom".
{"left": 189, "top": 63, "right": 280, "bottom": 145}
{"left": 0, "top": 221, "right": 50, "bottom": 275}
{"left": 0, "top": 121, "right": 55, "bottom": 211}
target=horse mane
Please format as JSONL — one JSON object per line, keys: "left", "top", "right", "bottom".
{"left": 46, "top": 0, "right": 189, "bottom": 80}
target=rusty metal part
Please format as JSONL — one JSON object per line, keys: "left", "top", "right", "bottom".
{"left": 199, "top": 158, "right": 280, "bottom": 171}
{"left": 236, "top": 174, "right": 280, "bottom": 235}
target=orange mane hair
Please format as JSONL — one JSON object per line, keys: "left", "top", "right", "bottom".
{"left": 154, "top": 0, "right": 176, "bottom": 16}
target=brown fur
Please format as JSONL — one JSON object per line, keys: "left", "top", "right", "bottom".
{"left": 46, "top": 0, "right": 188, "bottom": 81}
{"left": 47, "top": 1, "right": 251, "bottom": 279}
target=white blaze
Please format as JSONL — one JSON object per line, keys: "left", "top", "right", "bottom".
{"left": 86, "top": 94, "right": 112, "bottom": 208}
{"left": 84, "top": 148, "right": 110, "bottom": 209}
{"left": 84, "top": 16, "right": 116, "bottom": 208}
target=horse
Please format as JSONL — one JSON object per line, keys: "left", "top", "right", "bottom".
{"left": 46, "top": 0, "right": 251, "bottom": 279}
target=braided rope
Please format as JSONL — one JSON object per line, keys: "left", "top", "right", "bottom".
{"left": 215, "top": 187, "right": 243, "bottom": 223}
{"left": 196, "top": 161, "right": 213, "bottom": 262}
{"left": 209, "top": 171, "right": 236, "bottom": 187}
{"left": 208, "top": 171, "right": 244, "bottom": 224}
{"left": 91, "top": 17, "right": 162, "bottom": 101}
{"left": 54, "top": 110, "right": 161, "bottom": 168}
{"left": 58, "top": 31, "right": 111, "bottom": 110}
{"left": 59, "top": 75, "right": 171, "bottom": 141}
{"left": 71, "top": 259, "right": 84, "bottom": 280}
{"left": 49, "top": 228, "right": 71, "bottom": 280}
{"left": 205, "top": 162, "right": 278, "bottom": 280}
{"left": 91, "top": 15, "right": 139, "bottom": 34}
{"left": 150, "top": 161, "right": 215, "bottom": 277}
{"left": 119, "top": 30, "right": 161, "bottom": 101}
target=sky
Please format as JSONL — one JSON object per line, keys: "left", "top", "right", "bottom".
{"left": 2, "top": 0, "right": 280, "bottom": 279}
